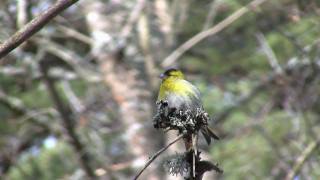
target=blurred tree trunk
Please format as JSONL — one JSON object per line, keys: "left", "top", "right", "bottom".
{"left": 83, "top": 1, "right": 162, "bottom": 179}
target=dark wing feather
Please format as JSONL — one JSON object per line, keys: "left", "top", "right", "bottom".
{"left": 206, "top": 126, "right": 220, "bottom": 140}
{"left": 201, "top": 128, "right": 211, "bottom": 145}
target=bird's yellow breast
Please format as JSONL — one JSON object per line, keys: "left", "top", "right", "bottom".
{"left": 158, "top": 77, "right": 194, "bottom": 101}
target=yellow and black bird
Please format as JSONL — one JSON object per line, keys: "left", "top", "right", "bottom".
{"left": 157, "top": 68, "right": 219, "bottom": 147}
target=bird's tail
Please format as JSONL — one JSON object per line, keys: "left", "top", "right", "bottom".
{"left": 201, "top": 126, "right": 219, "bottom": 145}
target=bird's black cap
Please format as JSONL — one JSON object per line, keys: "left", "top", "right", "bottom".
{"left": 160, "top": 68, "right": 178, "bottom": 78}
{"left": 163, "top": 68, "right": 179, "bottom": 75}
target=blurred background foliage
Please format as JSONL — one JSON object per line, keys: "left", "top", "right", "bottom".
{"left": 0, "top": 0, "right": 320, "bottom": 179}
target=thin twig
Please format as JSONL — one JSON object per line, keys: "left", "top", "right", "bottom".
{"left": 35, "top": 38, "right": 100, "bottom": 82}
{"left": 133, "top": 134, "right": 184, "bottom": 180}
{"left": 0, "top": 89, "right": 25, "bottom": 115}
{"left": 161, "top": 0, "right": 269, "bottom": 67}
{"left": 285, "top": 140, "right": 319, "bottom": 180}
{"left": 57, "top": 25, "right": 94, "bottom": 45}
{"left": 121, "top": 0, "right": 145, "bottom": 40}
{"left": 61, "top": 80, "right": 85, "bottom": 113}
{"left": 215, "top": 59, "right": 319, "bottom": 125}
{"left": 215, "top": 38, "right": 320, "bottom": 125}
{"left": 0, "top": 0, "right": 79, "bottom": 59}
{"left": 213, "top": 36, "right": 320, "bottom": 125}
{"left": 202, "top": 0, "right": 219, "bottom": 31}
{"left": 256, "top": 32, "right": 283, "bottom": 74}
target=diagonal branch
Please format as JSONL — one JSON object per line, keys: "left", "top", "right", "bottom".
{"left": 256, "top": 32, "right": 283, "bottom": 74}
{"left": 0, "top": 89, "right": 25, "bottom": 115}
{"left": 0, "top": 0, "right": 79, "bottom": 59}
{"left": 133, "top": 134, "right": 184, "bottom": 180}
{"left": 161, "top": 0, "right": 269, "bottom": 67}
{"left": 39, "top": 61, "right": 96, "bottom": 179}
{"left": 285, "top": 140, "right": 319, "bottom": 180}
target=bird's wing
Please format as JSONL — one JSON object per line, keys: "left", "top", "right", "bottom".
{"left": 182, "top": 80, "right": 202, "bottom": 108}
{"left": 166, "top": 80, "right": 203, "bottom": 111}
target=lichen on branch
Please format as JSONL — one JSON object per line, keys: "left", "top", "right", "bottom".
{"left": 153, "top": 100, "right": 223, "bottom": 179}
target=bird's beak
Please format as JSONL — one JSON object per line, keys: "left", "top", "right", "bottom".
{"left": 159, "top": 73, "right": 165, "bottom": 79}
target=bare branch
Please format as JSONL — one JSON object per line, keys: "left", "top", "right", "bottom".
{"left": 215, "top": 59, "right": 320, "bottom": 125}
{"left": 35, "top": 38, "right": 100, "bottom": 82}
{"left": 0, "top": 0, "right": 79, "bottom": 59}
{"left": 285, "top": 140, "right": 319, "bottom": 180}
{"left": 161, "top": 0, "right": 269, "bottom": 67}
{"left": 57, "top": 25, "right": 94, "bottom": 45}
{"left": 0, "top": 89, "right": 25, "bottom": 115}
{"left": 121, "top": 0, "right": 146, "bottom": 40}
{"left": 133, "top": 134, "right": 184, "bottom": 180}
{"left": 39, "top": 61, "right": 96, "bottom": 179}
{"left": 61, "top": 80, "right": 85, "bottom": 113}
{"left": 202, "top": 0, "right": 220, "bottom": 31}
{"left": 256, "top": 32, "right": 283, "bottom": 74}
